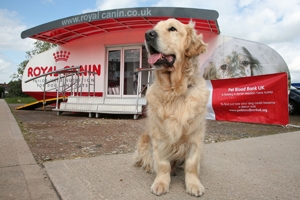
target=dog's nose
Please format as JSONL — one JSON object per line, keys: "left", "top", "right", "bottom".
{"left": 145, "top": 30, "right": 157, "bottom": 41}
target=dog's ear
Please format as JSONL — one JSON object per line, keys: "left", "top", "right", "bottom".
{"left": 242, "top": 47, "right": 263, "bottom": 75}
{"left": 202, "top": 61, "right": 217, "bottom": 80}
{"left": 184, "top": 21, "right": 207, "bottom": 57}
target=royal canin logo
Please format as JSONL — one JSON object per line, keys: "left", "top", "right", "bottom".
{"left": 53, "top": 51, "right": 70, "bottom": 62}
{"left": 27, "top": 65, "right": 101, "bottom": 77}
{"left": 28, "top": 50, "right": 101, "bottom": 77}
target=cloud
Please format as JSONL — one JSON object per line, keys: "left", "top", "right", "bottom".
{"left": 152, "top": 0, "right": 300, "bottom": 43}
{"left": 82, "top": 0, "right": 141, "bottom": 13}
{"left": 0, "top": 54, "right": 16, "bottom": 83}
{"left": 0, "top": 57, "right": 11, "bottom": 74}
{"left": 220, "top": 1, "right": 300, "bottom": 45}
{"left": 0, "top": 9, "right": 34, "bottom": 52}
{"left": 95, "top": 0, "right": 139, "bottom": 10}
{"left": 0, "top": 9, "right": 34, "bottom": 83}
{"left": 288, "top": 56, "right": 300, "bottom": 83}
{"left": 42, "top": 0, "right": 55, "bottom": 4}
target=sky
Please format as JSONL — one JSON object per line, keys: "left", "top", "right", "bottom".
{"left": 0, "top": 0, "right": 300, "bottom": 84}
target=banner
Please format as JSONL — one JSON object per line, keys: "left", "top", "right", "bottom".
{"left": 206, "top": 73, "right": 288, "bottom": 125}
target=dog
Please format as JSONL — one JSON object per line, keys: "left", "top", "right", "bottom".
{"left": 134, "top": 18, "right": 209, "bottom": 197}
{"left": 202, "top": 38, "right": 289, "bottom": 80}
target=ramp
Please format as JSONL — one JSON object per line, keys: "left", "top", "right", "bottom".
{"left": 15, "top": 97, "right": 67, "bottom": 110}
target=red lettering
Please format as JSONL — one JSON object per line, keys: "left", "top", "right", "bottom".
{"left": 28, "top": 67, "right": 33, "bottom": 77}
{"left": 53, "top": 66, "right": 58, "bottom": 76}
{"left": 48, "top": 66, "right": 53, "bottom": 77}
{"left": 48, "top": 66, "right": 53, "bottom": 72}
{"left": 34, "top": 67, "right": 41, "bottom": 76}
{"left": 78, "top": 64, "right": 101, "bottom": 76}
{"left": 47, "top": 66, "right": 57, "bottom": 76}
{"left": 93, "top": 64, "right": 101, "bottom": 76}
{"left": 41, "top": 66, "right": 48, "bottom": 74}
{"left": 26, "top": 65, "right": 100, "bottom": 77}
{"left": 80, "top": 65, "right": 87, "bottom": 76}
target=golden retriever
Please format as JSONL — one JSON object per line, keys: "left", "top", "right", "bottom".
{"left": 134, "top": 18, "right": 209, "bottom": 197}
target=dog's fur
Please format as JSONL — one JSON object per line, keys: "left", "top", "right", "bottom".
{"left": 202, "top": 38, "right": 289, "bottom": 80}
{"left": 134, "top": 19, "right": 209, "bottom": 197}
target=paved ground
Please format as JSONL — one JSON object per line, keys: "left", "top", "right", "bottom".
{"left": 1, "top": 99, "right": 300, "bottom": 199}
{"left": 0, "top": 99, "right": 59, "bottom": 200}
{"left": 44, "top": 132, "right": 300, "bottom": 200}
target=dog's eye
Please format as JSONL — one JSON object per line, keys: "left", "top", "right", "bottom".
{"left": 241, "top": 61, "right": 250, "bottom": 66}
{"left": 220, "top": 64, "right": 228, "bottom": 71}
{"left": 168, "top": 27, "right": 177, "bottom": 32}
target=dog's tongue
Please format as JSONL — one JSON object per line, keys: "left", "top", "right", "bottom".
{"left": 148, "top": 53, "right": 162, "bottom": 64}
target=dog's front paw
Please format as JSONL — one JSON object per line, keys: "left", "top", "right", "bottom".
{"left": 186, "top": 181, "right": 205, "bottom": 197}
{"left": 151, "top": 180, "right": 169, "bottom": 196}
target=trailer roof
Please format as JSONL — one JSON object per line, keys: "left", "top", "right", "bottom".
{"left": 21, "top": 7, "right": 220, "bottom": 45}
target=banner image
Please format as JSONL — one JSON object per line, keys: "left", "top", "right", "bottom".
{"left": 206, "top": 73, "right": 288, "bottom": 125}
{"left": 200, "top": 37, "right": 290, "bottom": 81}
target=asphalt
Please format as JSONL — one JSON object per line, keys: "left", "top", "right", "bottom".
{"left": 1, "top": 99, "right": 299, "bottom": 200}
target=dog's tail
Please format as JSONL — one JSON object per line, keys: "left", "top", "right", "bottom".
{"left": 133, "top": 132, "right": 154, "bottom": 173}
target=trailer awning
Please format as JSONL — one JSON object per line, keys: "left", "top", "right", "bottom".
{"left": 21, "top": 7, "right": 220, "bottom": 45}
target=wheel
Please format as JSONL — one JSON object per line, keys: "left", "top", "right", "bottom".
{"left": 289, "top": 100, "right": 297, "bottom": 115}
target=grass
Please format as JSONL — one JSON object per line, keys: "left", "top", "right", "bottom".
{"left": 4, "top": 96, "right": 37, "bottom": 104}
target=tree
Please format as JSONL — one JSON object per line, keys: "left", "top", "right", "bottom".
{"left": 0, "top": 86, "right": 4, "bottom": 98}
{"left": 11, "top": 40, "right": 57, "bottom": 81}
{"left": 8, "top": 80, "right": 25, "bottom": 97}
{"left": 9, "top": 41, "right": 57, "bottom": 96}
{"left": 11, "top": 60, "right": 29, "bottom": 81}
